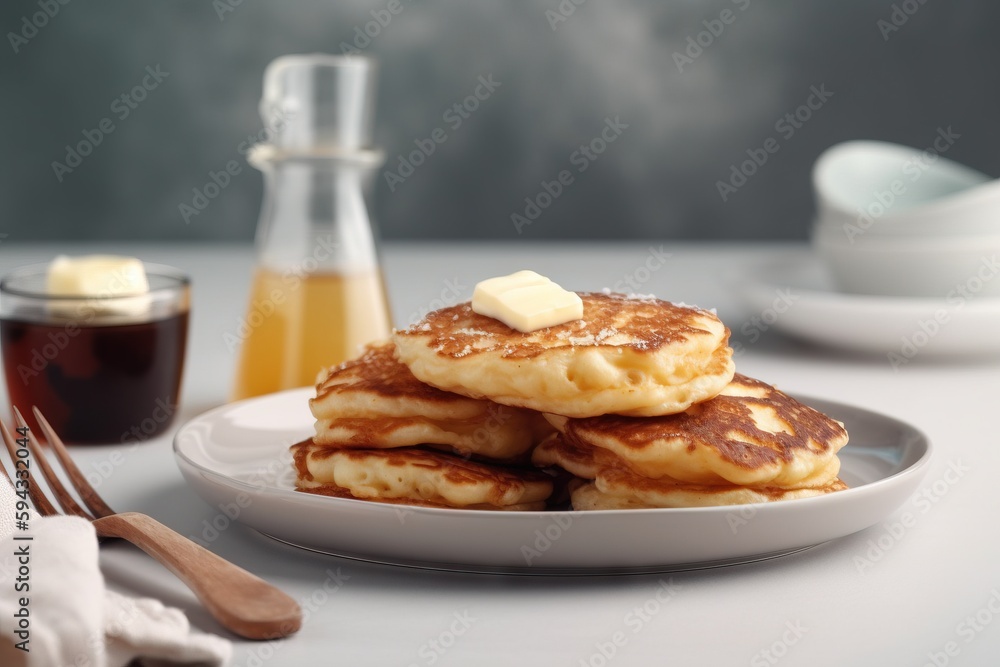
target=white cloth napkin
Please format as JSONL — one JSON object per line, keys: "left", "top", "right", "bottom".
{"left": 0, "top": 478, "right": 231, "bottom": 666}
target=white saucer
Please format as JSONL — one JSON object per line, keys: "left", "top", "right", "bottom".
{"left": 173, "top": 388, "right": 931, "bottom": 575}
{"left": 735, "top": 257, "right": 1000, "bottom": 356}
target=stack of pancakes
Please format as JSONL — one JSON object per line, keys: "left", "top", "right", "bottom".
{"left": 293, "top": 342, "right": 555, "bottom": 510}
{"left": 294, "top": 291, "right": 848, "bottom": 510}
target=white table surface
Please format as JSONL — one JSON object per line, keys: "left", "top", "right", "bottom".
{"left": 2, "top": 241, "right": 999, "bottom": 667}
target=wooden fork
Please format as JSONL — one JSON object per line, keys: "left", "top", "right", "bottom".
{"left": 0, "top": 406, "right": 302, "bottom": 640}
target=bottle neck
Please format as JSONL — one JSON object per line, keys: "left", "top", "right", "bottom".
{"left": 254, "top": 157, "right": 380, "bottom": 275}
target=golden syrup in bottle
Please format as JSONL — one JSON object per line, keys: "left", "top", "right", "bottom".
{"left": 231, "top": 269, "right": 390, "bottom": 400}
{"left": 231, "top": 54, "right": 391, "bottom": 401}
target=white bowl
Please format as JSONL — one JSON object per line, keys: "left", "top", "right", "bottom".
{"left": 813, "top": 223, "right": 1000, "bottom": 297}
{"left": 813, "top": 140, "right": 1000, "bottom": 237}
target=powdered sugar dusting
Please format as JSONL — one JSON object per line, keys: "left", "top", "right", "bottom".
{"left": 455, "top": 328, "right": 490, "bottom": 337}
{"left": 398, "top": 290, "right": 723, "bottom": 359}
{"left": 452, "top": 344, "right": 474, "bottom": 358}
{"left": 673, "top": 301, "right": 715, "bottom": 314}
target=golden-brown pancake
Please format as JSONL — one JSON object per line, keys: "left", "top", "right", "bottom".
{"left": 531, "top": 432, "right": 615, "bottom": 479}
{"left": 291, "top": 439, "right": 553, "bottom": 510}
{"left": 542, "top": 374, "right": 848, "bottom": 488}
{"left": 392, "top": 292, "right": 735, "bottom": 418}
{"left": 532, "top": 433, "right": 847, "bottom": 509}
{"left": 569, "top": 475, "right": 849, "bottom": 510}
{"left": 309, "top": 341, "right": 550, "bottom": 460}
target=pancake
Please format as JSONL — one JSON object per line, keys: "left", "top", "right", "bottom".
{"left": 543, "top": 374, "right": 848, "bottom": 488}
{"left": 291, "top": 439, "right": 553, "bottom": 510}
{"left": 392, "top": 292, "right": 735, "bottom": 418}
{"left": 533, "top": 433, "right": 847, "bottom": 509}
{"left": 532, "top": 432, "right": 618, "bottom": 479}
{"left": 569, "top": 475, "right": 849, "bottom": 510}
{"left": 309, "top": 341, "right": 549, "bottom": 460}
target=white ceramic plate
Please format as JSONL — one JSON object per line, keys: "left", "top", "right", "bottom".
{"left": 735, "top": 257, "right": 1000, "bottom": 356}
{"left": 173, "top": 388, "right": 931, "bottom": 575}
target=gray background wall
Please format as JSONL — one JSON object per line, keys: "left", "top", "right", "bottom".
{"left": 1, "top": 1, "right": 997, "bottom": 242}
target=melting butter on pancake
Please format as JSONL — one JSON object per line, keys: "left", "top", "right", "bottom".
{"left": 291, "top": 440, "right": 553, "bottom": 510}
{"left": 309, "top": 342, "right": 550, "bottom": 460}
{"left": 542, "top": 374, "right": 848, "bottom": 488}
{"left": 393, "top": 292, "right": 735, "bottom": 418}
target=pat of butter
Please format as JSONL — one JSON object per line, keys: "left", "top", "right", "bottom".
{"left": 47, "top": 255, "right": 151, "bottom": 318}
{"left": 472, "top": 270, "right": 583, "bottom": 332}
{"left": 472, "top": 270, "right": 550, "bottom": 315}
{"left": 48, "top": 255, "right": 149, "bottom": 296}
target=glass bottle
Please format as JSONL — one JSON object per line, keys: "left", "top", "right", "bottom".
{"left": 231, "top": 54, "right": 391, "bottom": 401}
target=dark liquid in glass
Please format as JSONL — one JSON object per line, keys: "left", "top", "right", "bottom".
{"left": 0, "top": 312, "right": 189, "bottom": 443}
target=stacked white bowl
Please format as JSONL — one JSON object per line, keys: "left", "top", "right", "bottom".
{"left": 811, "top": 140, "right": 1000, "bottom": 298}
